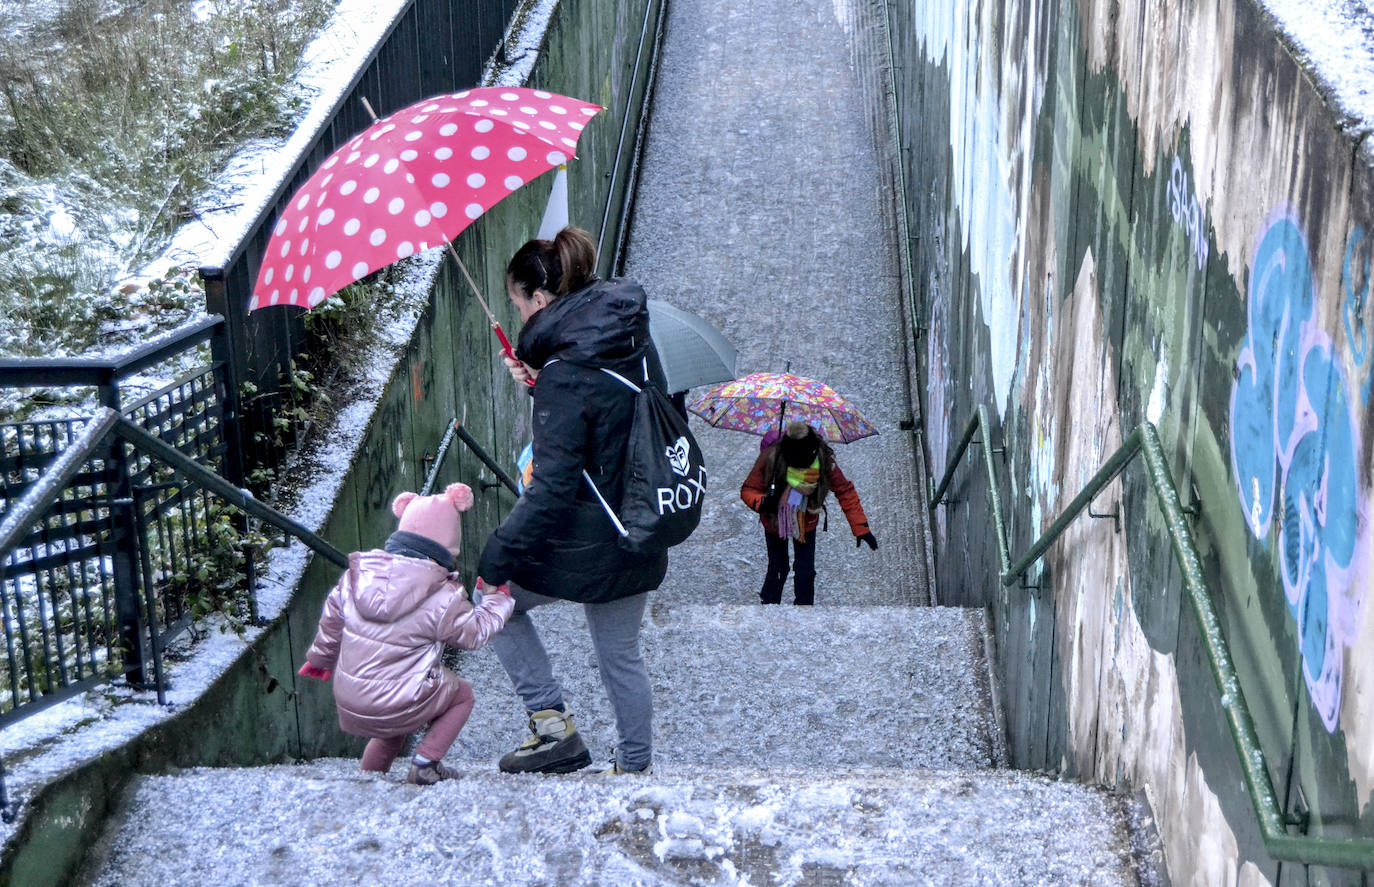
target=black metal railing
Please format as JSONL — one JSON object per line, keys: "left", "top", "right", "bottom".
{"left": 0, "top": 405, "right": 348, "bottom": 818}
{"left": 0, "top": 317, "right": 232, "bottom": 694}
{"left": 0, "top": 412, "right": 122, "bottom": 724}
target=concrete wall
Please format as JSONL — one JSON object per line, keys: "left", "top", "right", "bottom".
{"left": 885, "top": 0, "right": 1374, "bottom": 882}
{"left": 0, "top": 1, "right": 662, "bottom": 884}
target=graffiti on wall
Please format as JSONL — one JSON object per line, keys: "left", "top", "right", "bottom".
{"left": 915, "top": 0, "right": 1025, "bottom": 420}
{"left": 1342, "top": 226, "right": 1374, "bottom": 405}
{"left": 1229, "top": 212, "right": 1368, "bottom": 732}
{"left": 1167, "top": 157, "right": 1208, "bottom": 271}
{"left": 926, "top": 267, "right": 951, "bottom": 545}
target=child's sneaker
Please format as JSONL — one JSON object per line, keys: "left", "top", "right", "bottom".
{"left": 498, "top": 706, "right": 592, "bottom": 774}
{"left": 405, "top": 759, "right": 460, "bottom": 786}
{"left": 587, "top": 757, "right": 652, "bottom": 776}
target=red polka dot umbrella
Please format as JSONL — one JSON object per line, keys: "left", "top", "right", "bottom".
{"left": 249, "top": 87, "right": 603, "bottom": 355}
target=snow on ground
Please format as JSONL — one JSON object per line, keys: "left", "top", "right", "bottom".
{"left": 149, "top": 0, "right": 410, "bottom": 276}
{"left": 450, "top": 605, "right": 1001, "bottom": 773}
{"left": 80, "top": 761, "right": 1142, "bottom": 886}
{"left": 623, "top": 0, "right": 928, "bottom": 609}
{"left": 1263, "top": 0, "right": 1374, "bottom": 130}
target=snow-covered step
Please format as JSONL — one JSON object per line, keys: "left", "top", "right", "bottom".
{"left": 453, "top": 603, "right": 1000, "bottom": 772}
{"left": 80, "top": 759, "right": 1146, "bottom": 886}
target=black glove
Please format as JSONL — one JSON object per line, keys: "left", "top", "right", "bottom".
{"left": 856, "top": 532, "right": 878, "bottom": 550}
{"left": 760, "top": 489, "right": 782, "bottom": 515}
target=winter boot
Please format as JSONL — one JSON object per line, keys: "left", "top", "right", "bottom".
{"left": 498, "top": 706, "right": 592, "bottom": 774}
{"left": 405, "top": 759, "right": 460, "bottom": 786}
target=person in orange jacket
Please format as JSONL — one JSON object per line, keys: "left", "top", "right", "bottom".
{"left": 739, "top": 420, "right": 877, "bottom": 605}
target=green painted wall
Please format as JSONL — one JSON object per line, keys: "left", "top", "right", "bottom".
{"left": 0, "top": 1, "right": 662, "bottom": 884}
{"left": 886, "top": 0, "right": 1374, "bottom": 882}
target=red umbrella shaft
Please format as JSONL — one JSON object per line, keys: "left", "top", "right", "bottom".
{"left": 491, "top": 321, "right": 533, "bottom": 384}
{"left": 446, "top": 242, "right": 533, "bottom": 387}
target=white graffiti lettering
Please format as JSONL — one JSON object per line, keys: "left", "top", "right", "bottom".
{"left": 1168, "top": 156, "right": 1209, "bottom": 271}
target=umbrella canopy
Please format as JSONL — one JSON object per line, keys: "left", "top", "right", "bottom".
{"left": 250, "top": 87, "right": 602, "bottom": 311}
{"left": 646, "top": 300, "right": 736, "bottom": 394}
{"left": 687, "top": 372, "right": 878, "bottom": 444}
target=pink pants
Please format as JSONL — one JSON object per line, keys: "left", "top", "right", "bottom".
{"left": 359, "top": 678, "right": 475, "bottom": 772}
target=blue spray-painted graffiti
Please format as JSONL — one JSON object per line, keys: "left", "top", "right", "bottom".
{"left": 1342, "top": 225, "right": 1374, "bottom": 405}
{"left": 1230, "top": 212, "right": 1368, "bottom": 732}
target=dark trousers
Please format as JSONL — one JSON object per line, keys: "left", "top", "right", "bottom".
{"left": 759, "top": 529, "right": 817, "bottom": 605}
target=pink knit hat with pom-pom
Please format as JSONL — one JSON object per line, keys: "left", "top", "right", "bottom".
{"left": 391, "top": 483, "right": 474, "bottom": 556}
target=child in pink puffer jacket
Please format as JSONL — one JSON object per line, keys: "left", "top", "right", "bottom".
{"left": 298, "top": 483, "right": 514, "bottom": 785}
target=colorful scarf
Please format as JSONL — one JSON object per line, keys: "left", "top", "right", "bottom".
{"left": 776, "top": 460, "right": 820, "bottom": 541}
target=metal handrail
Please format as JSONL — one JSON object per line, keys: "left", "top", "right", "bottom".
{"left": 109, "top": 413, "right": 347, "bottom": 568}
{"left": 1, "top": 408, "right": 347, "bottom": 572}
{"left": 422, "top": 419, "right": 519, "bottom": 497}
{"left": 0, "top": 315, "right": 223, "bottom": 388}
{"left": 930, "top": 405, "right": 1374, "bottom": 870}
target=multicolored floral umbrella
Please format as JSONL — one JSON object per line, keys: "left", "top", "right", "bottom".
{"left": 687, "top": 372, "right": 877, "bottom": 443}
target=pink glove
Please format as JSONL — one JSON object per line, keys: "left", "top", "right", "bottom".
{"left": 476, "top": 577, "right": 512, "bottom": 597}
{"left": 298, "top": 662, "right": 332, "bottom": 681}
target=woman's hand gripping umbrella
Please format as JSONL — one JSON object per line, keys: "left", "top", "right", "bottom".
{"left": 249, "top": 87, "right": 603, "bottom": 379}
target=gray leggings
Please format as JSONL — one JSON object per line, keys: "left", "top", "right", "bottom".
{"left": 489, "top": 585, "right": 652, "bottom": 771}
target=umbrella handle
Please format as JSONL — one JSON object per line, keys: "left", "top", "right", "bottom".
{"left": 493, "top": 322, "right": 535, "bottom": 387}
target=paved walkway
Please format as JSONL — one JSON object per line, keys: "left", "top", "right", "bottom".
{"left": 81, "top": 606, "right": 1150, "bottom": 886}
{"left": 624, "top": 0, "right": 931, "bottom": 607}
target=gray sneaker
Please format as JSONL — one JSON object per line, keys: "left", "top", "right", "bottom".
{"left": 498, "top": 706, "right": 592, "bottom": 774}
{"left": 405, "top": 759, "right": 460, "bottom": 786}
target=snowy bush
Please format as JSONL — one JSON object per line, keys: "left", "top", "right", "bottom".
{"left": 0, "top": 0, "right": 334, "bottom": 378}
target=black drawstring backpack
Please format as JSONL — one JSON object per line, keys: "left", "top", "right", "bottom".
{"left": 581, "top": 359, "right": 707, "bottom": 553}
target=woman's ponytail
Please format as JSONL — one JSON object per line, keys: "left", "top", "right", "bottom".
{"left": 507, "top": 226, "right": 598, "bottom": 299}
{"left": 552, "top": 227, "right": 596, "bottom": 294}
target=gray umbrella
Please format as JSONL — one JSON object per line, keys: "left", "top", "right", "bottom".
{"left": 647, "top": 299, "right": 737, "bottom": 394}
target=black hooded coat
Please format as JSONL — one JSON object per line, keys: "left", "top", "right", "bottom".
{"left": 476, "top": 277, "right": 668, "bottom": 602}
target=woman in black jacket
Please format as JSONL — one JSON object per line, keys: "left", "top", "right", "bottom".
{"left": 476, "top": 226, "right": 663, "bottom": 776}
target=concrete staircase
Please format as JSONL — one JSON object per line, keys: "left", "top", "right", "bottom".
{"left": 78, "top": 604, "right": 1152, "bottom": 885}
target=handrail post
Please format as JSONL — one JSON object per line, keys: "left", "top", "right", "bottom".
{"left": 975, "top": 405, "right": 1014, "bottom": 580}
{"left": 98, "top": 376, "right": 147, "bottom": 687}
{"left": 1002, "top": 428, "right": 1141, "bottom": 584}
{"left": 203, "top": 271, "right": 259, "bottom": 624}
{"left": 928, "top": 410, "right": 983, "bottom": 510}
{"left": 203, "top": 271, "right": 245, "bottom": 490}
{"left": 450, "top": 422, "right": 520, "bottom": 496}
